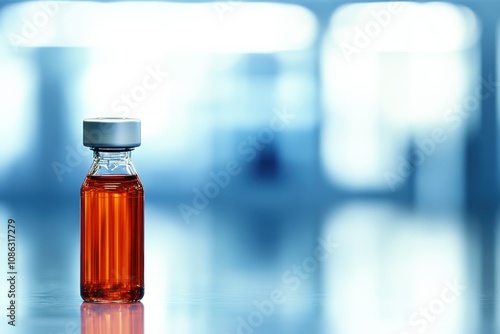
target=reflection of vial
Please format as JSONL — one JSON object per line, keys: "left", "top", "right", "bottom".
{"left": 81, "top": 302, "right": 144, "bottom": 334}
{"left": 80, "top": 118, "right": 144, "bottom": 302}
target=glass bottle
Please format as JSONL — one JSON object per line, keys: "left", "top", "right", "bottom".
{"left": 80, "top": 118, "right": 144, "bottom": 303}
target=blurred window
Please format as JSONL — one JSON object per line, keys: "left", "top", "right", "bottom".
{"left": 321, "top": 2, "right": 479, "bottom": 192}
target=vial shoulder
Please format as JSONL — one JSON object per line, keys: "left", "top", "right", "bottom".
{"left": 81, "top": 174, "right": 144, "bottom": 193}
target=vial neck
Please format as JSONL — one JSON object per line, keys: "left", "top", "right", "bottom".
{"left": 93, "top": 150, "right": 132, "bottom": 161}
{"left": 89, "top": 149, "right": 137, "bottom": 176}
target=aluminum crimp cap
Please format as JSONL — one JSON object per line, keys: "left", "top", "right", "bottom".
{"left": 83, "top": 118, "right": 141, "bottom": 148}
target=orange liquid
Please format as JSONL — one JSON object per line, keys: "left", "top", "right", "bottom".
{"left": 81, "top": 175, "right": 144, "bottom": 302}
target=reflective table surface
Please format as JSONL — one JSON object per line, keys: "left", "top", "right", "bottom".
{"left": 0, "top": 198, "right": 493, "bottom": 334}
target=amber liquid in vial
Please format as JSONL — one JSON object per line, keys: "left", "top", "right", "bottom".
{"left": 81, "top": 174, "right": 144, "bottom": 302}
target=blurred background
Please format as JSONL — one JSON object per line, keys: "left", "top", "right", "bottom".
{"left": 0, "top": 0, "right": 498, "bottom": 333}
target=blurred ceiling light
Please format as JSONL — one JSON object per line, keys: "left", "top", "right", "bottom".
{"left": 0, "top": 1, "right": 317, "bottom": 53}
{"left": 331, "top": 2, "right": 479, "bottom": 52}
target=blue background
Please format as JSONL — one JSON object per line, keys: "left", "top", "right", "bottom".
{"left": 0, "top": 1, "right": 498, "bottom": 333}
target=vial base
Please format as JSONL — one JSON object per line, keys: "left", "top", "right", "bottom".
{"left": 81, "top": 284, "right": 144, "bottom": 303}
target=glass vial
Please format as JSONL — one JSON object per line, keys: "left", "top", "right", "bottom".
{"left": 80, "top": 118, "right": 144, "bottom": 303}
